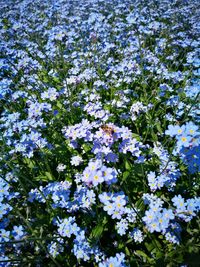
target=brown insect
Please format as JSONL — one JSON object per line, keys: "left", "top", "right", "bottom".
{"left": 101, "top": 124, "right": 115, "bottom": 136}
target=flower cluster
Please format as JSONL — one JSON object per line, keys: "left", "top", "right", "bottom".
{"left": 147, "top": 143, "right": 181, "bottom": 191}
{"left": 82, "top": 159, "right": 118, "bottom": 187}
{"left": 165, "top": 122, "right": 200, "bottom": 173}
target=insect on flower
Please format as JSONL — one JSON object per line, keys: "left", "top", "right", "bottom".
{"left": 101, "top": 124, "right": 115, "bottom": 137}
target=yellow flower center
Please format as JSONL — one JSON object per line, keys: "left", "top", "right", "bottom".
{"left": 181, "top": 137, "right": 187, "bottom": 142}
{"left": 94, "top": 175, "right": 99, "bottom": 180}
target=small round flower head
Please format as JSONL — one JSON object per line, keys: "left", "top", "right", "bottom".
{"left": 116, "top": 219, "right": 129, "bottom": 236}
{"left": 99, "top": 252, "right": 127, "bottom": 267}
{"left": 0, "top": 229, "right": 10, "bottom": 242}
{"left": 57, "top": 217, "right": 80, "bottom": 238}
{"left": 165, "top": 124, "right": 186, "bottom": 137}
{"left": 130, "top": 101, "right": 148, "bottom": 121}
{"left": 41, "top": 87, "right": 59, "bottom": 101}
{"left": 70, "top": 155, "right": 83, "bottom": 166}
{"left": 172, "top": 195, "right": 186, "bottom": 212}
{"left": 129, "top": 228, "right": 144, "bottom": 243}
{"left": 48, "top": 240, "right": 64, "bottom": 258}
{"left": 56, "top": 163, "right": 66, "bottom": 172}
{"left": 99, "top": 192, "right": 127, "bottom": 219}
{"left": 12, "top": 225, "right": 25, "bottom": 240}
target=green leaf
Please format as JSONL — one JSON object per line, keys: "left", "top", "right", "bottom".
{"left": 155, "top": 122, "right": 162, "bottom": 134}
{"left": 122, "top": 171, "right": 130, "bottom": 181}
{"left": 45, "top": 172, "right": 54, "bottom": 180}
{"left": 135, "top": 250, "right": 149, "bottom": 259}
{"left": 135, "top": 198, "right": 144, "bottom": 210}
{"left": 90, "top": 224, "right": 104, "bottom": 241}
{"left": 125, "top": 246, "right": 131, "bottom": 256}
{"left": 132, "top": 133, "right": 140, "bottom": 140}
{"left": 89, "top": 216, "right": 107, "bottom": 243}
{"left": 118, "top": 241, "right": 124, "bottom": 249}
{"left": 135, "top": 250, "right": 154, "bottom": 264}
{"left": 53, "top": 77, "right": 60, "bottom": 83}
{"left": 145, "top": 242, "right": 154, "bottom": 252}
{"left": 82, "top": 144, "right": 91, "bottom": 153}
{"left": 34, "top": 172, "right": 54, "bottom": 182}
{"left": 23, "top": 158, "right": 34, "bottom": 169}
{"left": 151, "top": 130, "right": 158, "bottom": 141}
{"left": 125, "top": 160, "right": 132, "bottom": 170}
{"left": 56, "top": 101, "right": 63, "bottom": 109}
{"left": 34, "top": 175, "right": 48, "bottom": 182}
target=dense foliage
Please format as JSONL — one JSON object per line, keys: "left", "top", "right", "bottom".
{"left": 0, "top": 0, "right": 200, "bottom": 266}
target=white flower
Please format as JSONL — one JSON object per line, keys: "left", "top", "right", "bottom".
{"left": 56, "top": 164, "right": 66, "bottom": 172}
{"left": 130, "top": 228, "right": 144, "bottom": 243}
{"left": 70, "top": 155, "right": 83, "bottom": 166}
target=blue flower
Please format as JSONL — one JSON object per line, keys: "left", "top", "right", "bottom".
{"left": 116, "top": 219, "right": 128, "bottom": 236}
{"left": 165, "top": 125, "right": 185, "bottom": 137}
{"left": 99, "top": 252, "right": 127, "bottom": 267}
{"left": 12, "top": 225, "right": 25, "bottom": 240}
